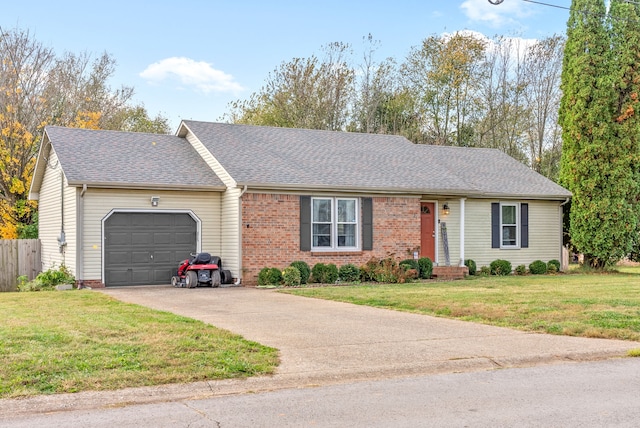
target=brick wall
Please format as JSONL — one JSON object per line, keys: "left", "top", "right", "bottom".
{"left": 241, "top": 193, "right": 421, "bottom": 285}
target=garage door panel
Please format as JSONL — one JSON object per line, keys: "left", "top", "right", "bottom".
{"left": 108, "top": 232, "right": 132, "bottom": 246}
{"left": 152, "top": 251, "right": 173, "bottom": 264}
{"left": 104, "top": 212, "right": 197, "bottom": 286}
{"left": 106, "top": 270, "right": 131, "bottom": 286}
{"left": 153, "top": 232, "right": 172, "bottom": 245}
{"left": 174, "top": 232, "right": 195, "bottom": 245}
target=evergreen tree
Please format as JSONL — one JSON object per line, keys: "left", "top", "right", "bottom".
{"left": 559, "top": 0, "right": 640, "bottom": 268}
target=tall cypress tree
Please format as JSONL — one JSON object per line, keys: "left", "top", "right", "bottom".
{"left": 560, "top": 0, "right": 640, "bottom": 268}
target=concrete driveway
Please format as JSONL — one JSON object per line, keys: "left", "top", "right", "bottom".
{"left": 99, "top": 285, "right": 639, "bottom": 384}
{"left": 3, "top": 285, "right": 639, "bottom": 418}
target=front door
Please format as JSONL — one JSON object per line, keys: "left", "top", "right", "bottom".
{"left": 420, "top": 202, "right": 435, "bottom": 260}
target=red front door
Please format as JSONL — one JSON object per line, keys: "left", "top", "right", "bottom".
{"left": 420, "top": 202, "right": 435, "bottom": 260}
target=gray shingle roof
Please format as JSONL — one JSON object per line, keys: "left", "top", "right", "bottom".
{"left": 181, "top": 121, "right": 571, "bottom": 199}
{"left": 44, "top": 126, "right": 225, "bottom": 190}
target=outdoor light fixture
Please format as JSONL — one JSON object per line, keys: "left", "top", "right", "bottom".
{"left": 151, "top": 196, "right": 160, "bottom": 207}
{"left": 442, "top": 203, "right": 450, "bottom": 216}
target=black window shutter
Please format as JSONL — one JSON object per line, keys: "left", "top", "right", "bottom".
{"left": 491, "top": 202, "right": 500, "bottom": 249}
{"left": 300, "top": 196, "right": 311, "bottom": 251}
{"left": 362, "top": 197, "right": 373, "bottom": 251}
{"left": 521, "top": 203, "right": 529, "bottom": 248}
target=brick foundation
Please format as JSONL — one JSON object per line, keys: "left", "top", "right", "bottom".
{"left": 241, "top": 193, "right": 421, "bottom": 285}
{"left": 432, "top": 266, "right": 468, "bottom": 280}
{"left": 79, "top": 279, "right": 105, "bottom": 289}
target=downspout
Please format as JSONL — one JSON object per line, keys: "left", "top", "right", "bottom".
{"left": 235, "top": 185, "right": 248, "bottom": 285}
{"left": 560, "top": 197, "right": 570, "bottom": 269}
{"left": 459, "top": 197, "right": 466, "bottom": 267}
{"left": 77, "top": 184, "right": 87, "bottom": 288}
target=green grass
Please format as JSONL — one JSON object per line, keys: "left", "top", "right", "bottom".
{"left": 0, "top": 291, "right": 278, "bottom": 399}
{"left": 281, "top": 268, "right": 640, "bottom": 342}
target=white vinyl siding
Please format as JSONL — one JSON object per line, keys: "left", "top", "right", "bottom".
{"left": 185, "top": 131, "right": 241, "bottom": 280}
{"left": 465, "top": 199, "right": 562, "bottom": 268}
{"left": 221, "top": 187, "right": 241, "bottom": 279}
{"left": 81, "top": 189, "right": 221, "bottom": 282}
{"left": 38, "top": 148, "right": 77, "bottom": 274}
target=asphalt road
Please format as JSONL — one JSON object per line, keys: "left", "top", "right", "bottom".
{"left": 4, "top": 358, "right": 640, "bottom": 427}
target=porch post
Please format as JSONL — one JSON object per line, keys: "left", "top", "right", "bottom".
{"left": 459, "top": 198, "right": 466, "bottom": 267}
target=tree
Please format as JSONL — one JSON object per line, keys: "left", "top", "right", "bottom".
{"left": 522, "top": 36, "right": 564, "bottom": 180}
{"left": 402, "top": 32, "right": 486, "bottom": 146}
{"left": 559, "top": 0, "right": 640, "bottom": 268}
{"left": 0, "top": 27, "right": 170, "bottom": 238}
{"left": 227, "top": 43, "right": 354, "bottom": 131}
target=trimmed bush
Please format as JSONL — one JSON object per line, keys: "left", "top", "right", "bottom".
{"left": 257, "top": 268, "right": 272, "bottom": 286}
{"left": 311, "top": 263, "right": 339, "bottom": 283}
{"left": 325, "top": 263, "right": 339, "bottom": 283}
{"left": 418, "top": 257, "right": 433, "bottom": 279}
{"left": 338, "top": 264, "right": 360, "bottom": 282}
{"left": 515, "top": 264, "right": 527, "bottom": 275}
{"left": 490, "top": 259, "right": 512, "bottom": 276}
{"left": 290, "top": 260, "right": 311, "bottom": 284}
{"left": 547, "top": 259, "right": 561, "bottom": 273}
{"left": 399, "top": 259, "right": 419, "bottom": 272}
{"left": 464, "top": 259, "right": 477, "bottom": 276}
{"left": 529, "top": 260, "right": 547, "bottom": 275}
{"left": 479, "top": 266, "right": 491, "bottom": 277}
{"left": 282, "top": 266, "right": 301, "bottom": 287}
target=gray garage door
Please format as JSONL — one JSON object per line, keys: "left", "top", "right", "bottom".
{"left": 104, "top": 212, "right": 197, "bottom": 286}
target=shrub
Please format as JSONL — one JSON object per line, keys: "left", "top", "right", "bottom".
{"left": 490, "top": 259, "right": 512, "bottom": 276}
{"left": 311, "top": 263, "right": 339, "bottom": 284}
{"left": 529, "top": 260, "right": 547, "bottom": 275}
{"left": 282, "top": 266, "right": 301, "bottom": 287}
{"left": 257, "top": 267, "right": 282, "bottom": 286}
{"left": 464, "top": 259, "right": 477, "bottom": 276}
{"left": 338, "top": 264, "right": 360, "bottom": 282}
{"left": 18, "top": 264, "right": 75, "bottom": 292}
{"left": 290, "top": 261, "right": 311, "bottom": 284}
{"left": 479, "top": 266, "right": 491, "bottom": 277}
{"left": 360, "top": 258, "right": 379, "bottom": 282}
{"left": 399, "top": 259, "right": 419, "bottom": 272}
{"left": 325, "top": 263, "right": 339, "bottom": 283}
{"left": 547, "top": 259, "right": 561, "bottom": 273}
{"left": 515, "top": 264, "right": 527, "bottom": 275}
{"left": 257, "top": 268, "right": 271, "bottom": 286}
{"left": 417, "top": 257, "right": 433, "bottom": 279}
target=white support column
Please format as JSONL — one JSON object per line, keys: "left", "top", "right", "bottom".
{"left": 459, "top": 198, "right": 466, "bottom": 267}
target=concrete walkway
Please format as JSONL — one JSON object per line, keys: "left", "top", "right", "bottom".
{"left": 2, "top": 285, "right": 639, "bottom": 417}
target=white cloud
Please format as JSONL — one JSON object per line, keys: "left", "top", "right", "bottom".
{"left": 140, "top": 57, "right": 244, "bottom": 94}
{"left": 460, "top": 0, "right": 535, "bottom": 28}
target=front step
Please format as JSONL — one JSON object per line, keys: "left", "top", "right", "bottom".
{"left": 432, "top": 266, "right": 468, "bottom": 280}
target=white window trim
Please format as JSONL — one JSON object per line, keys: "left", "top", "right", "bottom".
{"left": 500, "top": 203, "right": 520, "bottom": 249}
{"left": 311, "top": 197, "right": 360, "bottom": 251}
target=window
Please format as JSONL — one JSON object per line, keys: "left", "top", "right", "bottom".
{"left": 491, "top": 202, "right": 528, "bottom": 249}
{"left": 501, "top": 203, "right": 518, "bottom": 248}
{"left": 312, "top": 197, "right": 359, "bottom": 250}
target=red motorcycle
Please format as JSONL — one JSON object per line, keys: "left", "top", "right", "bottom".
{"left": 171, "top": 252, "right": 232, "bottom": 288}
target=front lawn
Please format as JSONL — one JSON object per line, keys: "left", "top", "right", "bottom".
{"left": 0, "top": 291, "right": 278, "bottom": 399}
{"left": 282, "top": 268, "right": 640, "bottom": 341}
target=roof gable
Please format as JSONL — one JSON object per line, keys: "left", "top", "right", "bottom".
{"left": 33, "top": 126, "right": 225, "bottom": 193}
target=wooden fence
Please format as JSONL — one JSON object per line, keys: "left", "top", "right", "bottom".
{"left": 0, "top": 240, "right": 41, "bottom": 292}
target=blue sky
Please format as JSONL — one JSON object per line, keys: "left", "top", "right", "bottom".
{"left": 1, "top": 0, "right": 571, "bottom": 130}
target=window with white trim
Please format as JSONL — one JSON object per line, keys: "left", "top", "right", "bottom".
{"left": 312, "top": 197, "right": 359, "bottom": 250}
{"left": 501, "top": 203, "right": 519, "bottom": 248}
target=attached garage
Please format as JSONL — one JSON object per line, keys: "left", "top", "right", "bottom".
{"left": 104, "top": 212, "right": 198, "bottom": 286}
